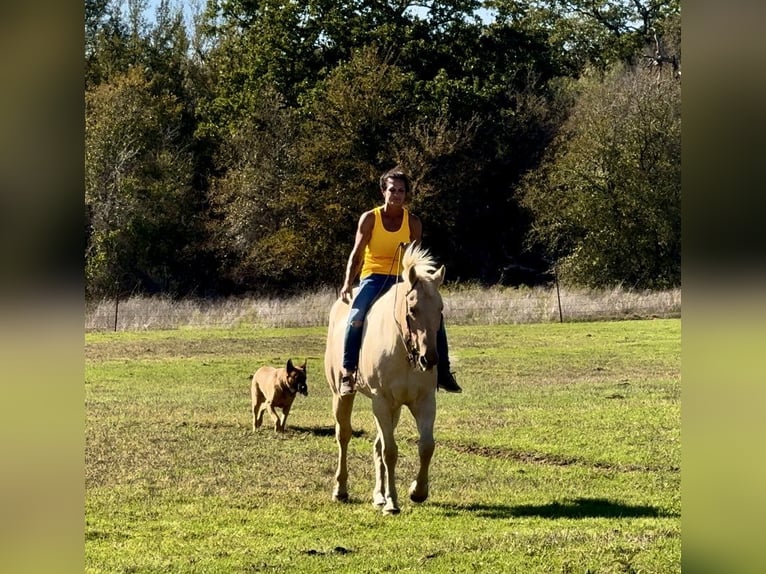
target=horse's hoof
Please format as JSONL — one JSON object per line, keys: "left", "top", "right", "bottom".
{"left": 332, "top": 491, "right": 349, "bottom": 503}
{"left": 409, "top": 481, "right": 428, "bottom": 503}
{"left": 410, "top": 492, "right": 428, "bottom": 503}
{"left": 372, "top": 492, "right": 386, "bottom": 508}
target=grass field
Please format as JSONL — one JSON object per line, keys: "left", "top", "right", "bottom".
{"left": 85, "top": 318, "right": 680, "bottom": 573}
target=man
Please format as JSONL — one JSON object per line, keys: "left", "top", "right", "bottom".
{"left": 338, "top": 167, "right": 462, "bottom": 396}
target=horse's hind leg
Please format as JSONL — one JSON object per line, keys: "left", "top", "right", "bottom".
{"left": 408, "top": 396, "right": 436, "bottom": 503}
{"left": 332, "top": 393, "right": 354, "bottom": 502}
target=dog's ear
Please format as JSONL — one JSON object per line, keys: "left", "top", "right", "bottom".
{"left": 286, "top": 358, "right": 294, "bottom": 373}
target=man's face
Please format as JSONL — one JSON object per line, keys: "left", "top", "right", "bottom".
{"left": 382, "top": 177, "right": 407, "bottom": 206}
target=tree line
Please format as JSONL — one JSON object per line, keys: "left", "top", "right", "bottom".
{"left": 85, "top": 0, "right": 681, "bottom": 298}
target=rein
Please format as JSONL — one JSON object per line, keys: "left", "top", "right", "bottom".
{"left": 392, "top": 243, "right": 419, "bottom": 368}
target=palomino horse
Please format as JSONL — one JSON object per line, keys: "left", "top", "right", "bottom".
{"left": 324, "top": 243, "right": 445, "bottom": 515}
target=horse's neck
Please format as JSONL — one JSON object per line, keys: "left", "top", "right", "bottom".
{"left": 367, "top": 285, "right": 404, "bottom": 344}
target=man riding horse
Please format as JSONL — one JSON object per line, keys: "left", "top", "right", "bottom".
{"left": 336, "top": 167, "right": 462, "bottom": 396}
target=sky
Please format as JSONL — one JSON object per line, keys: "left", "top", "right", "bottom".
{"left": 143, "top": 0, "right": 495, "bottom": 28}
{"left": 144, "top": 0, "right": 198, "bottom": 27}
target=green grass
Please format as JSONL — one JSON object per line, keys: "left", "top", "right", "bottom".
{"left": 86, "top": 319, "right": 680, "bottom": 573}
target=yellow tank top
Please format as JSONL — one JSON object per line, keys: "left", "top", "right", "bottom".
{"left": 360, "top": 207, "right": 411, "bottom": 278}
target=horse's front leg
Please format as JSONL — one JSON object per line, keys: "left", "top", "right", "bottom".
{"left": 372, "top": 433, "right": 386, "bottom": 508}
{"left": 372, "top": 400, "right": 401, "bottom": 515}
{"left": 408, "top": 394, "right": 436, "bottom": 503}
{"left": 332, "top": 393, "right": 354, "bottom": 502}
{"left": 371, "top": 406, "right": 401, "bottom": 508}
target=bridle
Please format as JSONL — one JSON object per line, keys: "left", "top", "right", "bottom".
{"left": 399, "top": 282, "right": 421, "bottom": 369}
{"left": 392, "top": 245, "right": 421, "bottom": 369}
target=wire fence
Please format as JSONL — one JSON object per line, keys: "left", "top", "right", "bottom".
{"left": 85, "top": 285, "right": 681, "bottom": 332}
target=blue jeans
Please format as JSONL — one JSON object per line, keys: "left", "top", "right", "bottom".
{"left": 342, "top": 273, "right": 451, "bottom": 372}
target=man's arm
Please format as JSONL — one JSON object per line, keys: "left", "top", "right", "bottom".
{"left": 340, "top": 211, "right": 374, "bottom": 303}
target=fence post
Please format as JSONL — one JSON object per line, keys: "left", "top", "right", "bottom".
{"left": 554, "top": 265, "right": 563, "bottom": 323}
{"left": 113, "top": 292, "right": 119, "bottom": 332}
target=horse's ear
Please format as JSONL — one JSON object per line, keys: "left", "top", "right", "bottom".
{"left": 301, "top": 359, "right": 308, "bottom": 371}
{"left": 286, "top": 358, "right": 294, "bottom": 372}
{"left": 408, "top": 265, "right": 419, "bottom": 288}
{"left": 433, "top": 265, "right": 445, "bottom": 286}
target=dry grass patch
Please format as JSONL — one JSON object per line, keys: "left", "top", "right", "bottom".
{"left": 86, "top": 285, "right": 680, "bottom": 331}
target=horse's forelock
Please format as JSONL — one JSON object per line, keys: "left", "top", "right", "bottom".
{"left": 401, "top": 243, "right": 437, "bottom": 282}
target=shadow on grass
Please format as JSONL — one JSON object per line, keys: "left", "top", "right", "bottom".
{"left": 289, "top": 425, "right": 367, "bottom": 438}
{"left": 436, "top": 497, "right": 677, "bottom": 519}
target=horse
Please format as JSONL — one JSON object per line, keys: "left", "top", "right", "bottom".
{"left": 324, "top": 243, "right": 446, "bottom": 515}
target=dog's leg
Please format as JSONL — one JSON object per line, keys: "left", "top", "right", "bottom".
{"left": 280, "top": 403, "right": 292, "bottom": 432}
{"left": 252, "top": 393, "right": 263, "bottom": 432}
{"left": 253, "top": 388, "right": 266, "bottom": 431}
{"left": 265, "top": 403, "right": 282, "bottom": 432}
{"left": 256, "top": 403, "right": 266, "bottom": 428}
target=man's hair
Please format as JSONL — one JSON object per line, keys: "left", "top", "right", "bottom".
{"left": 379, "top": 167, "right": 411, "bottom": 194}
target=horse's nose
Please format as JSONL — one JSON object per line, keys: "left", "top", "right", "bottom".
{"left": 418, "top": 351, "right": 438, "bottom": 371}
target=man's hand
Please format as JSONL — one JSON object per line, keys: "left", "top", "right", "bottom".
{"left": 340, "top": 283, "right": 353, "bottom": 304}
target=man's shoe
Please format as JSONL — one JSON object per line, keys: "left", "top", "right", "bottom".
{"left": 339, "top": 371, "right": 356, "bottom": 396}
{"left": 437, "top": 370, "right": 462, "bottom": 393}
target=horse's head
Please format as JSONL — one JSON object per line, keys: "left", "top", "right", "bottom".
{"left": 399, "top": 244, "right": 445, "bottom": 371}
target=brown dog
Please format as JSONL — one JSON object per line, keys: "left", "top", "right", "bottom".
{"left": 251, "top": 359, "right": 308, "bottom": 433}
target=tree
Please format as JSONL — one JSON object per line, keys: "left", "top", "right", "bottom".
{"left": 205, "top": 45, "right": 486, "bottom": 291}
{"left": 486, "top": 0, "right": 681, "bottom": 72}
{"left": 204, "top": 84, "right": 304, "bottom": 291}
{"left": 519, "top": 64, "right": 681, "bottom": 288}
{"left": 83, "top": 0, "right": 682, "bottom": 295}
{"left": 196, "top": 0, "right": 574, "bottom": 287}
{"left": 85, "top": 67, "right": 203, "bottom": 296}
{"left": 206, "top": 48, "right": 416, "bottom": 291}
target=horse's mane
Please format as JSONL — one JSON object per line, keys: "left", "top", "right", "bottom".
{"left": 401, "top": 243, "right": 438, "bottom": 280}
